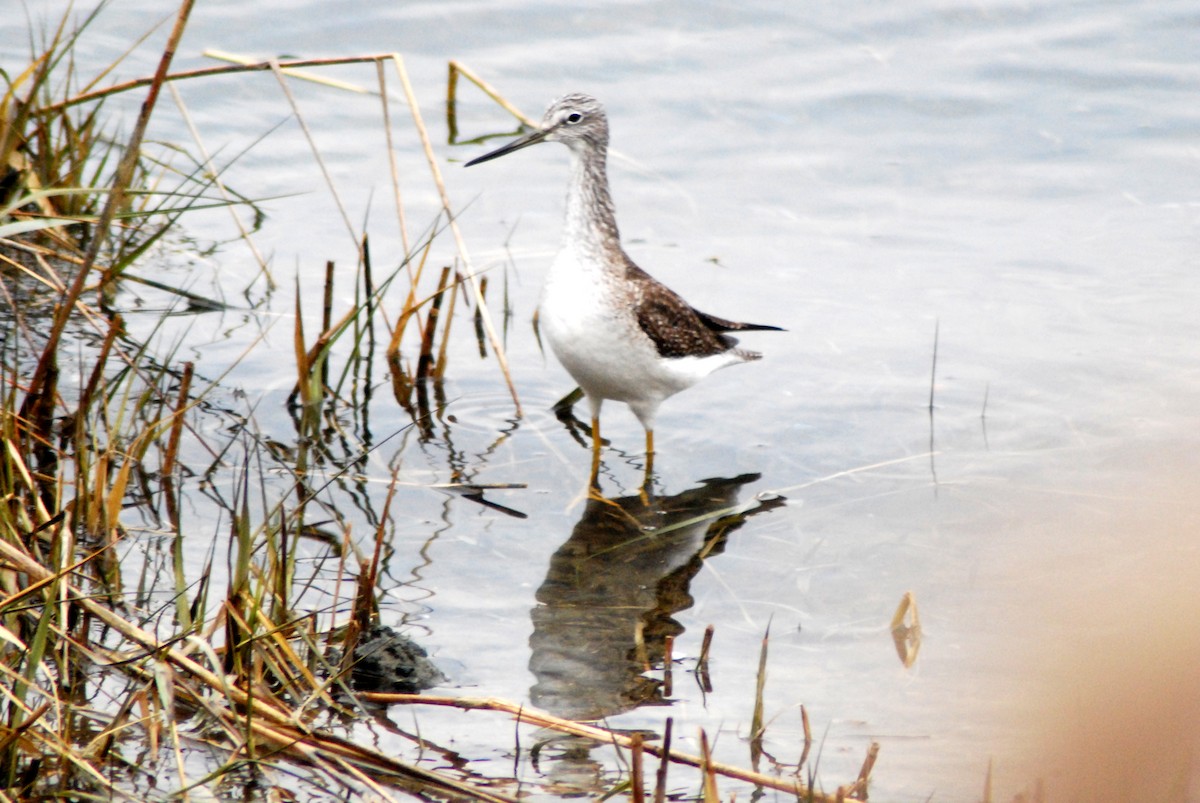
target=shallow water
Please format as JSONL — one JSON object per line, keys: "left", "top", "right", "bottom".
{"left": 5, "top": 0, "right": 1200, "bottom": 798}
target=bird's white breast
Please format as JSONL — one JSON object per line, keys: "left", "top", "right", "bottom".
{"left": 539, "top": 247, "right": 742, "bottom": 410}
{"left": 540, "top": 248, "right": 641, "bottom": 400}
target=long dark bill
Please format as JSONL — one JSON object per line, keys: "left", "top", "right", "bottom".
{"left": 464, "top": 128, "right": 551, "bottom": 167}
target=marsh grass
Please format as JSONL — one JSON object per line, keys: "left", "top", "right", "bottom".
{"left": 0, "top": 5, "right": 876, "bottom": 801}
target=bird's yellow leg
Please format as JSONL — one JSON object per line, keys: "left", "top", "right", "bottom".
{"left": 641, "top": 429, "right": 656, "bottom": 502}
{"left": 589, "top": 415, "right": 603, "bottom": 489}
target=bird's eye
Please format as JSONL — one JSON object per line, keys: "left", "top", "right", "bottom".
{"left": 565, "top": 112, "right": 583, "bottom": 124}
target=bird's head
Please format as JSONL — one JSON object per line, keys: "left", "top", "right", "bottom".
{"left": 465, "top": 93, "right": 609, "bottom": 166}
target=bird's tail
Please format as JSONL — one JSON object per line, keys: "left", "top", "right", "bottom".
{"left": 696, "top": 310, "right": 784, "bottom": 333}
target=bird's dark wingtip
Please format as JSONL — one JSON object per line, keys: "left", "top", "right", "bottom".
{"left": 695, "top": 309, "right": 785, "bottom": 333}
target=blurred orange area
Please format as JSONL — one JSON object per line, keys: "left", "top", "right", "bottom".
{"left": 1010, "top": 462, "right": 1200, "bottom": 801}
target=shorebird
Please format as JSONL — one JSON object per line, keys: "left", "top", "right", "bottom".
{"left": 466, "top": 93, "right": 780, "bottom": 475}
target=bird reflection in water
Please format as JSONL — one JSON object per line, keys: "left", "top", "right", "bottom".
{"left": 529, "top": 473, "right": 785, "bottom": 722}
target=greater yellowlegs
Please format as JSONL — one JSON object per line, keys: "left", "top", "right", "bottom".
{"left": 467, "top": 93, "right": 780, "bottom": 471}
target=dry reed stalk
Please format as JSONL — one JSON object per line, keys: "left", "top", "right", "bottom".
{"left": 2, "top": 437, "right": 53, "bottom": 525}
{"left": 836, "top": 742, "right": 879, "bottom": 801}
{"left": 696, "top": 624, "right": 714, "bottom": 693}
{"left": 0, "top": 702, "right": 51, "bottom": 757}
{"left": 388, "top": 53, "right": 521, "bottom": 413}
{"left": 162, "top": 362, "right": 193, "bottom": 630}
{"left": 42, "top": 53, "right": 404, "bottom": 115}
{"left": 654, "top": 717, "right": 672, "bottom": 803}
{"left": 417, "top": 267, "right": 452, "bottom": 383}
{"left": 293, "top": 278, "right": 313, "bottom": 407}
{"left": 206, "top": 49, "right": 371, "bottom": 94}
{"left": 255, "top": 612, "right": 337, "bottom": 710}
{"left": 433, "top": 268, "right": 460, "bottom": 382}
{"left": 663, "top": 634, "right": 674, "bottom": 698}
{"left": 322, "top": 260, "right": 336, "bottom": 384}
{"left": 390, "top": 238, "right": 435, "bottom": 348}
{"left": 750, "top": 623, "right": 770, "bottom": 769}
{"left": 699, "top": 729, "right": 718, "bottom": 803}
{"left": 798, "top": 704, "right": 813, "bottom": 770}
{"left": 630, "top": 732, "right": 645, "bottom": 803}
{"left": 0, "top": 537, "right": 491, "bottom": 797}
{"left": 387, "top": 240, "right": 436, "bottom": 411}
{"left": 446, "top": 61, "right": 537, "bottom": 130}
{"left": 375, "top": 60, "right": 411, "bottom": 256}
{"left": 166, "top": 81, "right": 273, "bottom": 287}
{"left": 268, "top": 60, "right": 360, "bottom": 256}
{"left": 358, "top": 694, "right": 863, "bottom": 801}
{"left": 9, "top": 700, "right": 119, "bottom": 795}
{"left": 634, "top": 620, "right": 650, "bottom": 670}
{"left": 160, "top": 361, "right": 193, "bottom": 480}
{"left": 19, "top": 0, "right": 194, "bottom": 416}
{"left": 75, "top": 314, "right": 122, "bottom": 431}
{"left": 473, "top": 275, "right": 489, "bottom": 356}
{"left": 360, "top": 232, "right": 379, "bottom": 372}
{"left": 890, "top": 590, "right": 922, "bottom": 668}
{"left": 241, "top": 718, "right": 519, "bottom": 802}
{"left": 291, "top": 276, "right": 379, "bottom": 406}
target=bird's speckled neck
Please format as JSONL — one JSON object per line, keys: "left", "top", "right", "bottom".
{"left": 561, "top": 144, "right": 622, "bottom": 267}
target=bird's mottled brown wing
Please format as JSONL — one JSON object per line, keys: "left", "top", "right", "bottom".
{"left": 622, "top": 255, "right": 781, "bottom": 357}
{"left": 622, "top": 258, "right": 732, "bottom": 358}
{"left": 635, "top": 293, "right": 734, "bottom": 358}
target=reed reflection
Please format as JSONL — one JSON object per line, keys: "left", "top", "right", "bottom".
{"left": 529, "top": 473, "right": 784, "bottom": 722}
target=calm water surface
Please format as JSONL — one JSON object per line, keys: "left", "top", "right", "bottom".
{"left": 5, "top": 0, "right": 1199, "bottom": 798}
